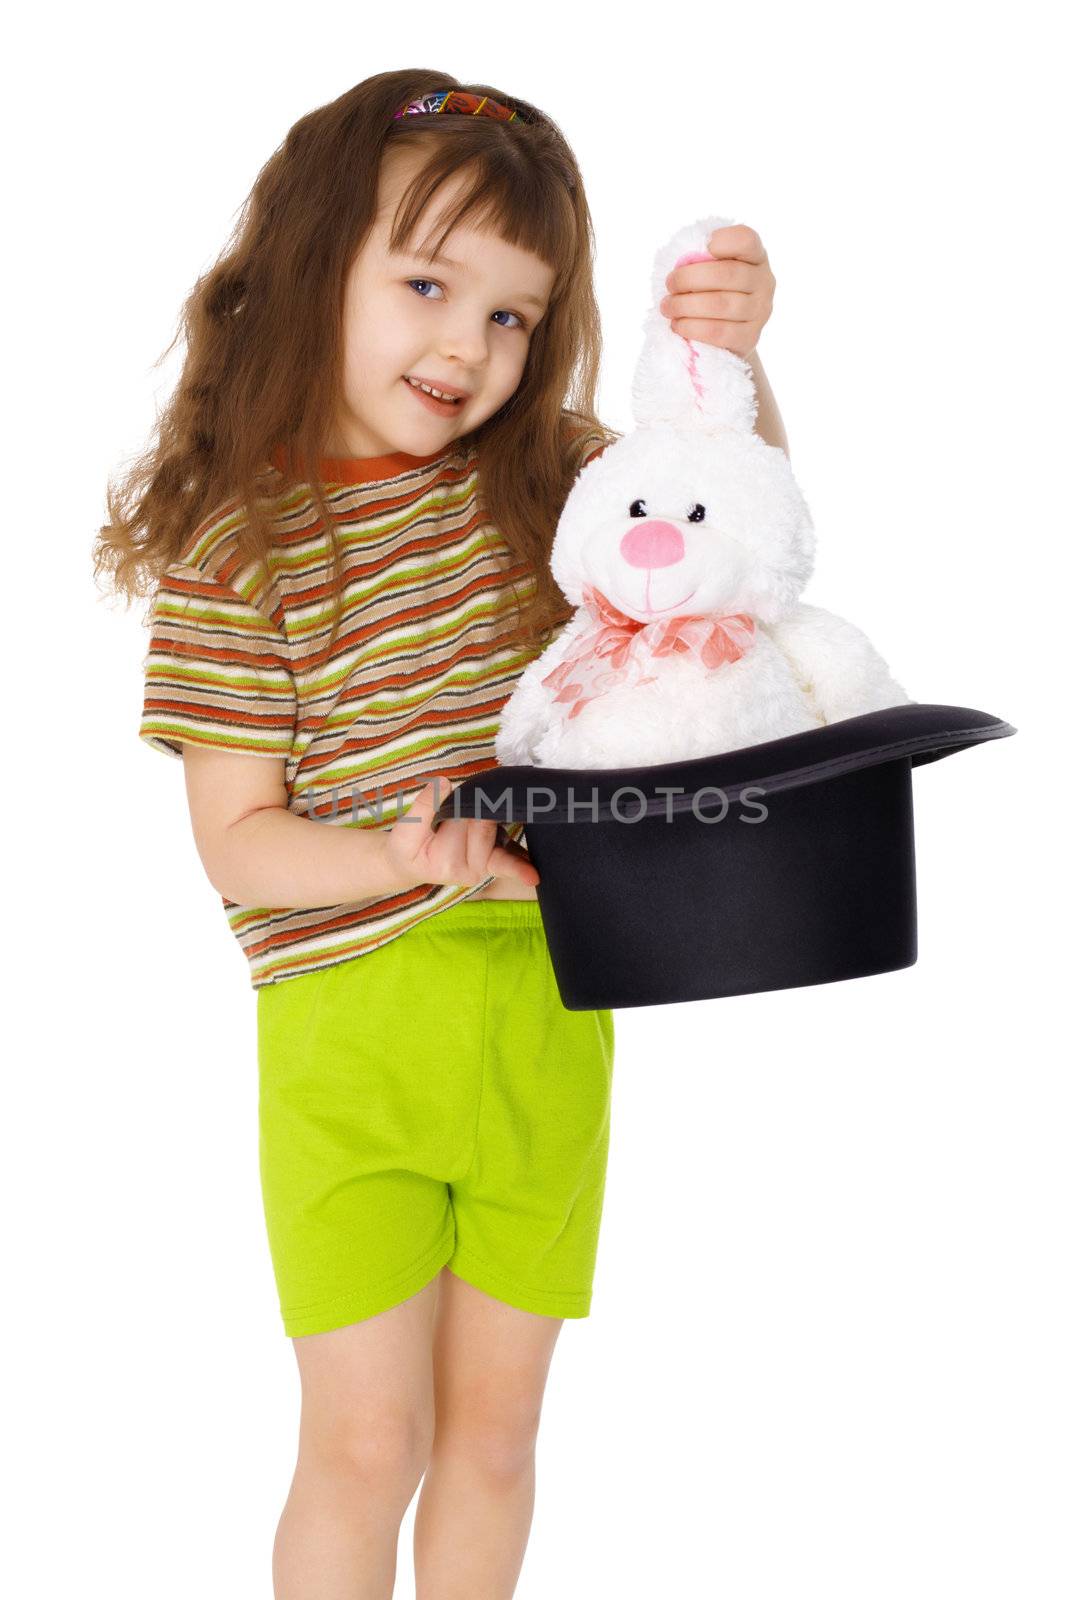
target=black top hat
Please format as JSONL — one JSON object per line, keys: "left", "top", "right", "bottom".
{"left": 435, "top": 703, "right": 1016, "bottom": 1010}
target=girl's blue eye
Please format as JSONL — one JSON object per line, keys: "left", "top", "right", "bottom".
{"left": 405, "top": 279, "right": 526, "bottom": 330}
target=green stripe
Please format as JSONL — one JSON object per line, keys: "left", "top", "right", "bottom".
{"left": 268, "top": 485, "right": 479, "bottom": 573}
{"left": 335, "top": 595, "right": 537, "bottom": 676}
{"left": 285, "top": 535, "right": 517, "bottom": 643}
{"left": 140, "top": 722, "right": 291, "bottom": 753}
{"left": 154, "top": 596, "right": 280, "bottom": 635}
{"left": 315, "top": 648, "right": 537, "bottom": 725}
{"left": 292, "top": 721, "right": 506, "bottom": 796}
{"left": 241, "top": 897, "right": 475, "bottom": 981}
{"left": 148, "top": 663, "right": 291, "bottom": 693}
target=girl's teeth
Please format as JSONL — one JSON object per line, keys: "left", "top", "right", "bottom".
{"left": 406, "top": 377, "right": 461, "bottom": 403}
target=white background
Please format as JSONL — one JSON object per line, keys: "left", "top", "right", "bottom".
{"left": 8, "top": 2, "right": 1063, "bottom": 1595}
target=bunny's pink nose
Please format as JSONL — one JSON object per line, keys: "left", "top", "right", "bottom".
{"left": 620, "top": 519, "right": 685, "bottom": 570}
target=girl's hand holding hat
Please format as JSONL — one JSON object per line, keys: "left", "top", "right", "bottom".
{"left": 658, "top": 223, "right": 776, "bottom": 359}
{"left": 380, "top": 777, "right": 540, "bottom": 891}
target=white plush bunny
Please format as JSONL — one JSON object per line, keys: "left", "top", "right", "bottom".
{"left": 495, "top": 214, "right": 910, "bottom": 771}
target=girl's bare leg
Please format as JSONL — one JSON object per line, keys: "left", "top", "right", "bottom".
{"left": 413, "top": 1267, "right": 564, "bottom": 1600}
{"left": 273, "top": 1275, "right": 440, "bottom": 1600}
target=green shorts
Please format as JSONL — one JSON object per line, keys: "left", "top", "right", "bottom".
{"left": 256, "top": 897, "right": 615, "bottom": 1338}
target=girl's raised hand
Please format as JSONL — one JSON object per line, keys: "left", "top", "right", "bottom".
{"left": 381, "top": 777, "right": 540, "bottom": 891}
{"left": 658, "top": 223, "right": 776, "bottom": 360}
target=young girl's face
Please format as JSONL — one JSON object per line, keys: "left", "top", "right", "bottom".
{"left": 329, "top": 143, "right": 557, "bottom": 458}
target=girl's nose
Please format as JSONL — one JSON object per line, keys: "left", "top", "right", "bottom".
{"left": 619, "top": 519, "right": 685, "bottom": 570}
{"left": 438, "top": 320, "right": 489, "bottom": 367}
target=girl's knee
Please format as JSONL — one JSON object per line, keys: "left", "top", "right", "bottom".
{"left": 302, "top": 1405, "right": 434, "bottom": 1493}
{"left": 436, "top": 1392, "right": 544, "bottom": 1480}
{"left": 291, "top": 1277, "right": 440, "bottom": 1490}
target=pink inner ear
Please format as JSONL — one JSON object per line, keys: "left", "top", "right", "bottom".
{"left": 674, "top": 250, "right": 718, "bottom": 267}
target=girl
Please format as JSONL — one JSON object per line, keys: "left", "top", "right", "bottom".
{"left": 96, "top": 69, "right": 783, "bottom": 1600}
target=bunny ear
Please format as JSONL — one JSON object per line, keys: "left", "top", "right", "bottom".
{"left": 631, "top": 214, "right": 758, "bottom": 434}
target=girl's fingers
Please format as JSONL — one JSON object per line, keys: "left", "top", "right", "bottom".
{"left": 660, "top": 288, "right": 753, "bottom": 322}
{"left": 389, "top": 779, "right": 473, "bottom": 878}
{"left": 423, "top": 817, "right": 478, "bottom": 881}
{"left": 388, "top": 779, "right": 538, "bottom": 887}
{"left": 666, "top": 257, "right": 755, "bottom": 294}
{"left": 433, "top": 816, "right": 500, "bottom": 883}
{"left": 706, "top": 223, "right": 767, "bottom": 264}
{"left": 390, "top": 778, "right": 447, "bottom": 863}
{"left": 489, "top": 838, "right": 540, "bottom": 885}
{"left": 670, "top": 316, "right": 763, "bottom": 352}
{"left": 454, "top": 818, "right": 498, "bottom": 882}
{"left": 442, "top": 820, "right": 536, "bottom": 887}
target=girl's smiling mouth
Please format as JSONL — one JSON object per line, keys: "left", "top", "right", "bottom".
{"left": 403, "top": 374, "right": 469, "bottom": 414}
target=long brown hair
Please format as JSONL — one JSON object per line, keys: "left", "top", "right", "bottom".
{"left": 94, "top": 68, "right": 620, "bottom": 657}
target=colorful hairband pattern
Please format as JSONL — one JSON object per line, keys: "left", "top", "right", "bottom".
{"left": 393, "top": 90, "right": 532, "bottom": 124}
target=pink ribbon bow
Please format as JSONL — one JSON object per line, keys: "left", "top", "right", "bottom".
{"left": 541, "top": 584, "right": 757, "bottom": 720}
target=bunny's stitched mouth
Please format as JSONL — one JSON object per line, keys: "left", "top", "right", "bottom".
{"left": 629, "top": 585, "right": 698, "bottom": 617}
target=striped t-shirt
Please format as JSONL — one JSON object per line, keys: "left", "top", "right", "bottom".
{"left": 139, "top": 430, "right": 607, "bottom": 988}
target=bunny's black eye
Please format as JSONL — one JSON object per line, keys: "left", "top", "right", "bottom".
{"left": 628, "top": 499, "right": 647, "bottom": 518}
{"left": 687, "top": 504, "right": 706, "bottom": 523}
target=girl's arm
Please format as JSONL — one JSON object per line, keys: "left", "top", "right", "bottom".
{"left": 749, "top": 350, "right": 789, "bottom": 456}
{"left": 183, "top": 747, "right": 405, "bottom": 907}
{"left": 182, "top": 746, "right": 535, "bottom": 908}
{"left": 215, "top": 804, "right": 409, "bottom": 908}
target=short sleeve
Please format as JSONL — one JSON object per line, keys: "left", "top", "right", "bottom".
{"left": 138, "top": 565, "right": 297, "bottom": 760}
